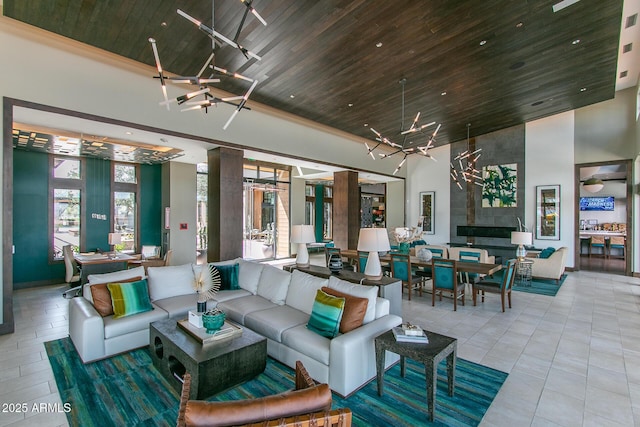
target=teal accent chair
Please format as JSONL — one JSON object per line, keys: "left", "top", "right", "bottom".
{"left": 458, "top": 250, "right": 481, "bottom": 289}
{"left": 390, "top": 253, "right": 424, "bottom": 301}
{"left": 416, "top": 247, "right": 445, "bottom": 280}
{"left": 357, "top": 251, "right": 368, "bottom": 273}
{"left": 432, "top": 258, "right": 465, "bottom": 310}
{"left": 472, "top": 259, "right": 517, "bottom": 312}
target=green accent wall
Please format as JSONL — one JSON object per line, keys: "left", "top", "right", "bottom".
{"left": 12, "top": 151, "right": 162, "bottom": 286}
{"left": 314, "top": 185, "right": 324, "bottom": 242}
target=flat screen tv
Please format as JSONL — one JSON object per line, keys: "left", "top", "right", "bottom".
{"left": 580, "top": 196, "right": 614, "bottom": 211}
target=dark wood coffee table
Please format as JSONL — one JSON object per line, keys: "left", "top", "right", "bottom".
{"left": 150, "top": 318, "right": 267, "bottom": 399}
{"left": 375, "top": 328, "right": 457, "bottom": 422}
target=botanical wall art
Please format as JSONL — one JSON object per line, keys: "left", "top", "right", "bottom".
{"left": 482, "top": 164, "right": 517, "bottom": 207}
{"left": 419, "top": 191, "right": 435, "bottom": 234}
{"left": 536, "top": 185, "right": 560, "bottom": 240}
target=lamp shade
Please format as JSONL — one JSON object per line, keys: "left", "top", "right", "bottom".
{"left": 108, "top": 233, "right": 122, "bottom": 245}
{"left": 583, "top": 177, "right": 604, "bottom": 193}
{"left": 290, "top": 224, "right": 315, "bottom": 244}
{"left": 510, "top": 231, "right": 532, "bottom": 246}
{"left": 357, "top": 228, "right": 391, "bottom": 252}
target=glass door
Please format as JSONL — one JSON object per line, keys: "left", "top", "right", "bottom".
{"left": 243, "top": 182, "right": 277, "bottom": 260}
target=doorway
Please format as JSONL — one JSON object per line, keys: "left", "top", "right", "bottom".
{"left": 576, "top": 161, "right": 632, "bottom": 276}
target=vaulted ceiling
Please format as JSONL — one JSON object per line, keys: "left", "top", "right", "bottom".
{"left": 3, "top": 0, "right": 625, "bottom": 148}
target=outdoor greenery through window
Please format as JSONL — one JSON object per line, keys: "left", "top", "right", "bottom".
{"left": 51, "top": 157, "right": 82, "bottom": 260}
{"left": 113, "top": 162, "right": 139, "bottom": 253}
{"left": 196, "top": 163, "right": 208, "bottom": 263}
{"left": 114, "top": 164, "right": 137, "bottom": 183}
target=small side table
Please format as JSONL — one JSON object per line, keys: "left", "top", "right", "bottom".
{"left": 375, "top": 329, "right": 457, "bottom": 422}
{"left": 516, "top": 259, "right": 534, "bottom": 287}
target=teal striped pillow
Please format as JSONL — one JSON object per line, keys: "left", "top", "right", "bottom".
{"left": 107, "top": 279, "right": 153, "bottom": 319}
{"left": 307, "top": 289, "right": 345, "bottom": 338}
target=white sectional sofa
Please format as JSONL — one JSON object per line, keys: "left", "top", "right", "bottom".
{"left": 68, "top": 258, "right": 402, "bottom": 397}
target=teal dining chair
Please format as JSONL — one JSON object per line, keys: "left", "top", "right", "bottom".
{"left": 458, "top": 250, "right": 482, "bottom": 291}
{"left": 472, "top": 259, "right": 517, "bottom": 312}
{"left": 390, "top": 253, "right": 424, "bottom": 301}
{"left": 432, "top": 258, "right": 465, "bottom": 310}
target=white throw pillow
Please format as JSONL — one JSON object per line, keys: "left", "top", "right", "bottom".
{"left": 256, "top": 265, "right": 291, "bottom": 305}
{"left": 238, "top": 259, "right": 264, "bottom": 294}
{"left": 87, "top": 266, "right": 145, "bottom": 285}
{"left": 147, "top": 264, "right": 196, "bottom": 301}
{"left": 285, "top": 270, "right": 329, "bottom": 314}
{"left": 328, "top": 275, "right": 378, "bottom": 323}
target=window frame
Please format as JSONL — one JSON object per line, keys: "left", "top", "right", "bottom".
{"left": 111, "top": 161, "right": 141, "bottom": 253}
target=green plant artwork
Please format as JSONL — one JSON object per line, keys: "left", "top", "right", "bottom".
{"left": 482, "top": 164, "right": 517, "bottom": 207}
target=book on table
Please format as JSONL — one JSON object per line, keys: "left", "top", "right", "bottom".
{"left": 392, "top": 326, "right": 429, "bottom": 343}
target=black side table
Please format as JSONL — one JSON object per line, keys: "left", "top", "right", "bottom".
{"left": 375, "top": 329, "right": 457, "bottom": 422}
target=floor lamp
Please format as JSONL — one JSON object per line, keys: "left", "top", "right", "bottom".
{"left": 291, "top": 225, "right": 315, "bottom": 267}
{"left": 357, "top": 228, "right": 391, "bottom": 280}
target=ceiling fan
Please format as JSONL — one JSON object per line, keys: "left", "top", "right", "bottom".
{"left": 364, "top": 79, "right": 440, "bottom": 175}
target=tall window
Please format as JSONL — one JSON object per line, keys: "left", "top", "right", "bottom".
{"left": 51, "top": 157, "right": 83, "bottom": 260}
{"left": 113, "top": 163, "right": 139, "bottom": 253}
{"left": 304, "top": 184, "right": 315, "bottom": 226}
{"left": 196, "top": 163, "right": 208, "bottom": 263}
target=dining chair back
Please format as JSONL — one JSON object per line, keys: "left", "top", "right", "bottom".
{"left": 589, "top": 236, "right": 606, "bottom": 258}
{"left": 390, "top": 253, "right": 424, "bottom": 301}
{"left": 431, "top": 258, "right": 465, "bottom": 310}
{"left": 458, "top": 250, "right": 481, "bottom": 289}
{"left": 472, "top": 259, "right": 517, "bottom": 312}
{"left": 429, "top": 248, "right": 445, "bottom": 259}
{"left": 609, "top": 236, "right": 625, "bottom": 260}
{"left": 163, "top": 249, "right": 173, "bottom": 266}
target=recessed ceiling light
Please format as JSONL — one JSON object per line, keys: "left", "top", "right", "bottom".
{"left": 572, "top": 39, "right": 580, "bottom": 45}
{"left": 348, "top": 103, "right": 353, "bottom": 107}
{"left": 376, "top": 42, "right": 383, "bottom": 48}
{"left": 125, "top": 131, "right": 133, "bottom": 135}
{"left": 516, "top": 22, "right": 524, "bottom": 28}
{"left": 161, "top": 22, "right": 167, "bottom": 27}
{"left": 364, "top": 123, "right": 369, "bottom": 127}
{"left": 441, "top": 91, "right": 447, "bottom": 96}
{"left": 479, "top": 40, "right": 487, "bottom": 46}
{"left": 290, "top": 94, "right": 295, "bottom": 98}
{"left": 580, "top": 87, "right": 587, "bottom": 92}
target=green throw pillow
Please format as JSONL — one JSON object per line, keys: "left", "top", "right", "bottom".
{"left": 307, "top": 289, "right": 345, "bottom": 339}
{"left": 214, "top": 263, "right": 240, "bottom": 290}
{"left": 107, "top": 279, "right": 153, "bottom": 319}
{"left": 539, "top": 247, "right": 556, "bottom": 259}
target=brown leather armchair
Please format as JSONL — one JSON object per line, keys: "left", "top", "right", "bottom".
{"left": 177, "top": 361, "right": 352, "bottom": 427}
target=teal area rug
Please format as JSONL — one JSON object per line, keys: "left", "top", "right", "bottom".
{"left": 45, "top": 337, "right": 507, "bottom": 427}
{"left": 512, "top": 274, "right": 566, "bottom": 296}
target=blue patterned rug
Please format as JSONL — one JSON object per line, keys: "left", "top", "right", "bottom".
{"left": 45, "top": 337, "right": 507, "bottom": 427}
{"left": 512, "top": 274, "right": 566, "bottom": 297}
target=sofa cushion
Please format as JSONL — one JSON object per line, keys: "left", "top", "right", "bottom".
{"left": 238, "top": 260, "right": 264, "bottom": 294}
{"left": 90, "top": 276, "right": 142, "bottom": 317}
{"left": 307, "top": 289, "right": 345, "bottom": 339}
{"left": 216, "top": 263, "right": 240, "bottom": 290}
{"left": 321, "top": 286, "right": 368, "bottom": 333}
{"left": 85, "top": 266, "right": 146, "bottom": 301}
{"left": 244, "top": 305, "right": 309, "bottom": 342}
{"left": 327, "top": 275, "right": 378, "bottom": 324}
{"left": 256, "top": 265, "right": 291, "bottom": 305}
{"left": 211, "top": 289, "right": 251, "bottom": 303}
{"left": 183, "top": 384, "right": 332, "bottom": 427}
{"left": 285, "top": 270, "right": 329, "bottom": 315}
{"left": 282, "top": 324, "right": 331, "bottom": 365}
{"left": 147, "top": 264, "right": 195, "bottom": 301}
{"left": 103, "top": 303, "right": 167, "bottom": 339}
{"left": 107, "top": 279, "right": 154, "bottom": 319}
{"left": 217, "top": 295, "right": 278, "bottom": 324}
{"left": 153, "top": 293, "right": 198, "bottom": 318}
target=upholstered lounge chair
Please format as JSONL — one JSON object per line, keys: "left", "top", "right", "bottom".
{"left": 530, "top": 247, "right": 567, "bottom": 284}
{"left": 177, "top": 361, "right": 352, "bottom": 427}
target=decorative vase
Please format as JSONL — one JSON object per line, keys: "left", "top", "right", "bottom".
{"left": 202, "top": 310, "right": 226, "bottom": 334}
{"left": 328, "top": 253, "right": 343, "bottom": 274}
{"left": 399, "top": 242, "right": 410, "bottom": 254}
{"left": 196, "top": 301, "right": 207, "bottom": 313}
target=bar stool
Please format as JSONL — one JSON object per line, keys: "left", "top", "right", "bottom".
{"left": 609, "top": 236, "right": 625, "bottom": 260}
{"left": 589, "top": 236, "right": 606, "bottom": 258}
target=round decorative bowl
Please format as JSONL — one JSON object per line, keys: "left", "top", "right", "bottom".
{"left": 202, "top": 310, "right": 226, "bottom": 334}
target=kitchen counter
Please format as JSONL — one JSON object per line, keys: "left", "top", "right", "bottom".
{"left": 579, "top": 231, "right": 626, "bottom": 237}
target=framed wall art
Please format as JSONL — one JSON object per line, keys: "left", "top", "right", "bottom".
{"left": 419, "top": 191, "right": 435, "bottom": 234}
{"left": 536, "top": 185, "right": 560, "bottom": 240}
{"left": 482, "top": 163, "right": 517, "bottom": 207}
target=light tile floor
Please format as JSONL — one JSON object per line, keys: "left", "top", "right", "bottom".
{"left": 1, "top": 261, "right": 639, "bottom": 426}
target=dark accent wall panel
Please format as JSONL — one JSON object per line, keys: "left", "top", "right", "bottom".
{"left": 333, "top": 171, "right": 359, "bottom": 250}
{"left": 314, "top": 185, "right": 324, "bottom": 242}
{"left": 450, "top": 124, "right": 525, "bottom": 249}
{"left": 85, "top": 157, "right": 111, "bottom": 252}
{"left": 140, "top": 164, "right": 162, "bottom": 246}
{"left": 208, "top": 147, "right": 243, "bottom": 262}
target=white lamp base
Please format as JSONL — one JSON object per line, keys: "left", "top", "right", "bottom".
{"left": 295, "top": 243, "right": 310, "bottom": 267}
{"left": 363, "top": 252, "right": 383, "bottom": 281}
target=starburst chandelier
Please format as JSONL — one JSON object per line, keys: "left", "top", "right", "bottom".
{"left": 364, "top": 79, "right": 441, "bottom": 175}
{"left": 450, "top": 123, "right": 482, "bottom": 189}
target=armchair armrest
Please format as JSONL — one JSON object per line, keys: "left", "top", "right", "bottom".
{"left": 68, "top": 297, "right": 106, "bottom": 363}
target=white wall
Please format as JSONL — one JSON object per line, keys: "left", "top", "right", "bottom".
{"left": 385, "top": 180, "right": 406, "bottom": 232}
{"left": 405, "top": 144, "right": 451, "bottom": 245}
{"left": 525, "top": 111, "right": 576, "bottom": 267}
{"left": 167, "top": 162, "right": 197, "bottom": 266}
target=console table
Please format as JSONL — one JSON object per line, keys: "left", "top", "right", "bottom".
{"left": 283, "top": 264, "right": 403, "bottom": 317}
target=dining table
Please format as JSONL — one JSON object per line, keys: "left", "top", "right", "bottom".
{"left": 74, "top": 252, "right": 136, "bottom": 284}
{"left": 340, "top": 249, "right": 503, "bottom": 276}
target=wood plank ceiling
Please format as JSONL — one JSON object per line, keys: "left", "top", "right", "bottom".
{"left": 3, "top": 0, "right": 623, "bottom": 148}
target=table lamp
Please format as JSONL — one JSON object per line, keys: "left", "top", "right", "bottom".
{"left": 290, "top": 225, "right": 315, "bottom": 267}
{"left": 357, "top": 228, "right": 391, "bottom": 280}
{"left": 108, "top": 232, "right": 122, "bottom": 253}
{"left": 511, "top": 231, "right": 532, "bottom": 260}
